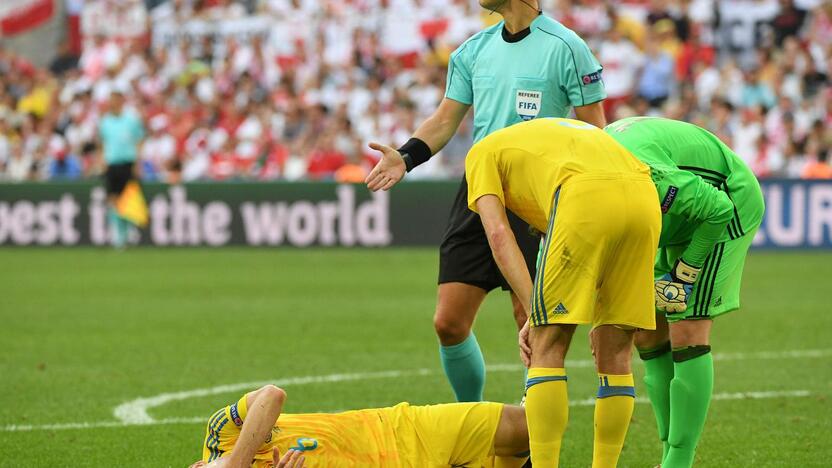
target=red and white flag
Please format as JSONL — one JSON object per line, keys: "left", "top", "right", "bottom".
{"left": 0, "top": 0, "right": 54, "bottom": 37}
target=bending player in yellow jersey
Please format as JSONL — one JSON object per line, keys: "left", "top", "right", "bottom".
{"left": 188, "top": 385, "right": 530, "bottom": 468}
{"left": 466, "top": 118, "right": 661, "bottom": 467}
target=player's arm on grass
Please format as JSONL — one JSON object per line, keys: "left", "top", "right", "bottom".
{"left": 367, "top": 39, "right": 475, "bottom": 192}
{"left": 655, "top": 169, "right": 734, "bottom": 312}
{"left": 366, "top": 98, "right": 470, "bottom": 191}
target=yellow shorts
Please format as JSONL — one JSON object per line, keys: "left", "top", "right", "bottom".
{"left": 392, "top": 401, "right": 504, "bottom": 467}
{"left": 530, "top": 174, "right": 660, "bottom": 330}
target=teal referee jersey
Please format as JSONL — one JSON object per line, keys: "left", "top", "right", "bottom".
{"left": 446, "top": 14, "right": 605, "bottom": 143}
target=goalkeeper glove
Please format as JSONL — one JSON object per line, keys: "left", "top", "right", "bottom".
{"left": 655, "top": 259, "right": 701, "bottom": 313}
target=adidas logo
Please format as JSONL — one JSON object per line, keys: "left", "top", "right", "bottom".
{"left": 713, "top": 296, "right": 722, "bottom": 307}
{"left": 554, "top": 302, "right": 568, "bottom": 314}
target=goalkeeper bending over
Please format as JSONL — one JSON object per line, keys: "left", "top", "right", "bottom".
{"left": 189, "top": 385, "right": 530, "bottom": 468}
{"left": 605, "top": 117, "right": 765, "bottom": 468}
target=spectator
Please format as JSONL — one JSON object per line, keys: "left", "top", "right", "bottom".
{"left": 141, "top": 114, "right": 177, "bottom": 181}
{"left": 802, "top": 148, "right": 832, "bottom": 179}
{"left": 637, "top": 38, "right": 675, "bottom": 108}
{"left": 599, "top": 27, "right": 642, "bottom": 119}
{"left": 741, "top": 68, "right": 777, "bottom": 110}
{"left": 771, "top": 0, "right": 808, "bottom": 46}
{"left": 0, "top": 0, "right": 828, "bottom": 183}
{"left": 5, "top": 142, "right": 33, "bottom": 182}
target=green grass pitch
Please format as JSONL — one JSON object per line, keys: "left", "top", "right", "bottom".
{"left": 1, "top": 248, "right": 830, "bottom": 467}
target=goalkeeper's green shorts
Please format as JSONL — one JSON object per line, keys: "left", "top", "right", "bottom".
{"left": 655, "top": 228, "right": 758, "bottom": 322}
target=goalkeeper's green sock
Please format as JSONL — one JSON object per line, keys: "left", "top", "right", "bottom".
{"left": 639, "top": 342, "right": 674, "bottom": 462}
{"left": 664, "top": 346, "right": 713, "bottom": 468}
{"left": 439, "top": 333, "right": 485, "bottom": 402}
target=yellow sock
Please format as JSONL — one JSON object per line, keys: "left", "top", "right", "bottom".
{"left": 525, "top": 367, "right": 568, "bottom": 468}
{"left": 592, "top": 374, "right": 636, "bottom": 468}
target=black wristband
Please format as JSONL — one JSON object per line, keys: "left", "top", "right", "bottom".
{"left": 400, "top": 152, "right": 415, "bottom": 172}
{"left": 397, "top": 137, "right": 432, "bottom": 172}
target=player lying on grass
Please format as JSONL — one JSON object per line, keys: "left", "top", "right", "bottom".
{"left": 466, "top": 117, "right": 661, "bottom": 467}
{"left": 605, "top": 117, "right": 765, "bottom": 468}
{"left": 189, "top": 384, "right": 530, "bottom": 468}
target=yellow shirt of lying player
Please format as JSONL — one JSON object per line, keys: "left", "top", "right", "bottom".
{"left": 465, "top": 117, "right": 651, "bottom": 231}
{"left": 202, "top": 395, "right": 505, "bottom": 467}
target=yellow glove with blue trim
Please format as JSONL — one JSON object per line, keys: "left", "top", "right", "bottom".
{"left": 655, "top": 259, "right": 701, "bottom": 313}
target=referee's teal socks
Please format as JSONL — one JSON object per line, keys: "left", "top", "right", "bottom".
{"left": 439, "top": 333, "right": 485, "bottom": 402}
{"left": 108, "top": 207, "right": 128, "bottom": 248}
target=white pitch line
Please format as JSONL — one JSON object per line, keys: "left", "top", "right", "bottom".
{"left": 0, "top": 390, "right": 814, "bottom": 433}
{"left": 113, "top": 347, "right": 832, "bottom": 426}
{"left": 113, "top": 368, "right": 435, "bottom": 425}
{"left": 1, "top": 348, "right": 827, "bottom": 433}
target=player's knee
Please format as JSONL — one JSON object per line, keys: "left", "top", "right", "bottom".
{"left": 433, "top": 313, "right": 470, "bottom": 344}
{"left": 634, "top": 329, "right": 669, "bottom": 351}
{"left": 669, "top": 319, "right": 712, "bottom": 347}
{"left": 593, "top": 326, "right": 635, "bottom": 374}
{"left": 531, "top": 323, "right": 575, "bottom": 349}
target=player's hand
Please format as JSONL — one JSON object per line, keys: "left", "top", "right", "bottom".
{"left": 655, "top": 259, "right": 701, "bottom": 313}
{"left": 272, "top": 447, "right": 305, "bottom": 468}
{"left": 519, "top": 319, "right": 532, "bottom": 367}
{"left": 366, "top": 142, "right": 406, "bottom": 192}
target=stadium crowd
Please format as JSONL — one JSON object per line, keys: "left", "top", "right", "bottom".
{"left": 0, "top": 0, "right": 830, "bottom": 183}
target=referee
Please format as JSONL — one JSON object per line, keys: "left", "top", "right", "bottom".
{"left": 98, "top": 88, "right": 144, "bottom": 249}
{"left": 367, "top": 0, "right": 607, "bottom": 403}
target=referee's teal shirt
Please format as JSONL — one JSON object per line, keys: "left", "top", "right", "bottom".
{"left": 99, "top": 111, "right": 145, "bottom": 165}
{"left": 446, "top": 14, "right": 606, "bottom": 143}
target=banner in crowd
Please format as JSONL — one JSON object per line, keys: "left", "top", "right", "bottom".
{"left": 716, "top": 1, "right": 779, "bottom": 59}
{"left": 0, "top": 0, "right": 54, "bottom": 37}
{"left": 0, "top": 180, "right": 830, "bottom": 248}
{"left": 151, "top": 16, "right": 273, "bottom": 50}
{"left": 81, "top": 0, "right": 147, "bottom": 45}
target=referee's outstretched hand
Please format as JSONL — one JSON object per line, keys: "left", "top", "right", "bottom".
{"left": 366, "top": 142, "right": 406, "bottom": 192}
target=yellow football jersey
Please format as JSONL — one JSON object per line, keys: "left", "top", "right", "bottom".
{"left": 201, "top": 395, "right": 505, "bottom": 468}
{"left": 465, "top": 117, "right": 650, "bottom": 232}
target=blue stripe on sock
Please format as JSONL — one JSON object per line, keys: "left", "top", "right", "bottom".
{"left": 597, "top": 385, "right": 636, "bottom": 398}
{"left": 525, "top": 375, "right": 567, "bottom": 390}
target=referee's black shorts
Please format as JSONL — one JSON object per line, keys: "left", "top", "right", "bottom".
{"left": 104, "top": 162, "right": 134, "bottom": 196}
{"left": 438, "top": 176, "right": 540, "bottom": 292}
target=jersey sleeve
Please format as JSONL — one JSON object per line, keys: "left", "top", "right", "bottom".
{"left": 202, "top": 395, "right": 247, "bottom": 462}
{"left": 445, "top": 43, "right": 474, "bottom": 105}
{"left": 659, "top": 169, "right": 734, "bottom": 268}
{"left": 557, "top": 32, "right": 606, "bottom": 107}
{"left": 465, "top": 145, "right": 504, "bottom": 212}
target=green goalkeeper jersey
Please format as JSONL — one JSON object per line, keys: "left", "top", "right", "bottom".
{"left": 605, "top": 117, "right": 765, "bottom": 268}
